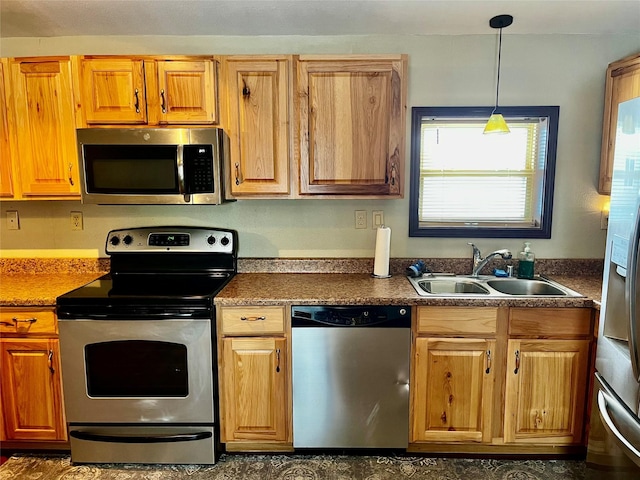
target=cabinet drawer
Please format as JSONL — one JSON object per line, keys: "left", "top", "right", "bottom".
{"left": 220, "top": 306, "right": 285, "bottom": 335}
{"left": 417, "top": 306, "right": 497, "bottom": 335}
{"left": 0, "top": 308, "right": 57, "bottom": 335}
{"left": 509, "top": 308, "right": 592, "bottom": 337}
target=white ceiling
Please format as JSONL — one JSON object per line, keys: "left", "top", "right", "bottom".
{"left": 1, "top": 0, "right": 639, "bottom": 38}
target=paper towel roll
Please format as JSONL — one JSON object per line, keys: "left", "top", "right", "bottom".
{"left": 373, "top": 226, "right": 391, "bottom": 277}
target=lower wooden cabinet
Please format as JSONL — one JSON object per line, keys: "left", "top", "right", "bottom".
{"left": 217, "top": 304, "right": 291, "bottom": 450}
{"left": 411, "top": 306, "right": 594, "bottom": 452}
{"left": 412, "top": 337, "right": 495, "bottom": 443}
{"left": 0, "top": 338, "right": 66, "bottom": 441}
{"left": 504, "top": 339, "right": 590, "bottom": 444}
{"left": 221, "top": 336, "right": 288, "bottom": 442}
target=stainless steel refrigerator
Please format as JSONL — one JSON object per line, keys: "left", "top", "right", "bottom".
{"left": 586, "top": 96, "right": 640, "bottom": 478}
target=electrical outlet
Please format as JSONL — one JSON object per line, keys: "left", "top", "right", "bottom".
{"left": 6, "top": 210, "right": 19, "bottom": 230}
{"left": 601, "top": 210, "right": 609, "bottom": 230}
{"left": 355, "top": 210, "right": 367, "bottom": 229}
{"left": 372, "top": 210, "right": 384, "bottom": 228}
{"left": 71, "top": 211, "right": 83, "bottom": 231}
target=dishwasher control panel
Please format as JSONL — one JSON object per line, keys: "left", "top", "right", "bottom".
{"left": 291, "top": 305, "right": 411, "bottom": 327}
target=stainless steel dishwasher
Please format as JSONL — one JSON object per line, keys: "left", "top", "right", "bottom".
{"left": 291, "top": 305, "right": 411, "bottom": 449}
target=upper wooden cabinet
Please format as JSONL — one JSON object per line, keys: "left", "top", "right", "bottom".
{"left": 598, "top": 52, "right": 640, "bottom": 195}
{"left": 0, "top": 59, "right": 14, "bottom": 198}
{"left": 7, "top": 57, "right": 80, "bottom": 199}
{"left": 296, "top": 55, "right": 407, "bottom": 197}
{"left": 220, "top": 56, "right": 292, "bottom": 197}
{"left": 77, "top": 56, "right": 218, "bottom": 126}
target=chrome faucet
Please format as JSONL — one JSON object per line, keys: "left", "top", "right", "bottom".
{"left": 468, "top": 243, "right": 512, "bottom": 277}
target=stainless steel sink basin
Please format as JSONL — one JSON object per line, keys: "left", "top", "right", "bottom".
{"left": 408, "top": 274, "right": 583, "bottom": 298}
{"left": 486, "top": 279, "right": 566, "bottom": 296}
{"left": 416, "top": 279, "right": 490, "bottom": 295}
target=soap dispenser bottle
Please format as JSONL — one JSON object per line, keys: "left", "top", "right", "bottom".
{"left": 517, "top": 242, "right": 535, "bottom": 279}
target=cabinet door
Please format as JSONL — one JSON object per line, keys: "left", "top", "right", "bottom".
{"left": 80, "top": 58, "right": 147, "bottom": 124}
{"left": 222, "top": 57, "right": 290, "bottom": 196}
{"left": 221, "top": 337, "right": 288, "bottom": 442}
{"left": 0, "top": 59, "right": 14, "bottom": 198}
{"left": 297, "top": 55, "right": 407, "bottom": 196}
{"left": 9, "top": 58, "right": 80, "bottom": 197}
{"left": 598, "top": 53, "right": 640, "bottom": 194}
{"left": 0, "top": 338, "right": 67, "bottom": 441}
{"left": 412, "top": 337, "right": 495, "bottom": 443}
{"left": 504, "top": 339, "right": 589, "bottom": 444}
{"left": 155, "top": 60, "right": 217, "bottom": 124}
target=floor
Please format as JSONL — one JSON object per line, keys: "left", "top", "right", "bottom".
{"left": 0, "top": 453, "right": 596, "bottom": 479}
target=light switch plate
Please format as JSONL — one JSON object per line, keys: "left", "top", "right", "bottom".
{"left": 372, "top": 210, "right": 384, "bottom": 228}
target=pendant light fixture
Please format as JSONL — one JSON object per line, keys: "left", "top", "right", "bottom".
{"left": 484, "top": 14, "right": 513, "bottom": 134}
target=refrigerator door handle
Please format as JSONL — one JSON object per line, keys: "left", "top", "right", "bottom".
{"left": 597, "top": 389, "right": 640, "bottom": 467}
{"left": 625, "top": 203, "right": 640, "bottom": 382}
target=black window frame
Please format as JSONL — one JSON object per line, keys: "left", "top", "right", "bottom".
{"left": 409, "top": 106, "right": 559, "bottom": 239}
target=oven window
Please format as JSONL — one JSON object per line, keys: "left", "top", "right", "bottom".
{"left": 83, "top": 145, "right": 180, "bottom": 193}
{"left": 85, "top": 340, "right": 188, "bottom": 397}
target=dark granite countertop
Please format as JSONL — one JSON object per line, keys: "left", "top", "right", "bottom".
{"left": 215, "top": 273, "right": 602, "bottom": 308}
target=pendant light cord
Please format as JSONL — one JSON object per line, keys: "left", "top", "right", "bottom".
{"left": 494, "top": 27, "right": 503, "bottom": 114}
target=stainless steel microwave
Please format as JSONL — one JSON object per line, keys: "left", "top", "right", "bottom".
{"left": 77, "top": 128, "right": 228, "bottom": 205}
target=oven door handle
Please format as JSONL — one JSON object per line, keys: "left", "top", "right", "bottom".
{"left": 69, "top": 430, "right": 212, "bottom": 444}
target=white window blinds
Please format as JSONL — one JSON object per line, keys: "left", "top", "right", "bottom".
{"left": 418, "top": 118, "right": 547, "bottom": 228}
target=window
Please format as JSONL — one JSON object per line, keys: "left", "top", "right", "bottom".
{"left": 409, "top": 106, "right": 559, "bottom": 238}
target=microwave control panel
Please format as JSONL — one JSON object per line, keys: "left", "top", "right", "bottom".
{"left": 184, "top": 145, "right": 215, "bottom": 193}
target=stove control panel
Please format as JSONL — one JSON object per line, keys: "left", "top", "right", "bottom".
{"left": 106, "top": 227, "right": 236, "bottom": 254}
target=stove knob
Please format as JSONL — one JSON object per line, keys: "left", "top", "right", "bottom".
{"left": 109, "top": 236, "right": 120, "bottom": 246}
{"left": 220, "top": 236, "right": 230, "bottom": 246}
{"left": 123, "top": 235, "right": 133, "bottom": 245}
{"left": 207, "top": 235, "right": 216, "bottom": 245}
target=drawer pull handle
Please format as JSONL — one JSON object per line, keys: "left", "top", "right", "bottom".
{"left": 12, "top": 317, "right": 37, "bottom": 324}
{"left": 160, "top": 89, "right": 166, "bottom": 113}
{"left": 485, "top": 349, "right": 491, "bottom": 374}
{"left": 240, "top": 316, "right": 266, "bottom": 322}
{"left": 514, "top": 350, "right": 520, "bottom": 374}
{"left": 235, "top": 162, "right": 241, "bottom": 186}
{"left": 276, "top": 348, "right": 281, "bottom": 373}
{"left": 68, "top": 163, "right": 74, "bottom": 186}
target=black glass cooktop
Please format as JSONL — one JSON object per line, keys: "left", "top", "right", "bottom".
{"left": 57, "top": 273, "right": 232, "bottom": 307}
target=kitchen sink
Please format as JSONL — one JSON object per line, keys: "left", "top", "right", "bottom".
{"left": 416, "top": 279, "right": 490, "bottom": 295}
{"left": 408, "top": 274, "right": 583, "bottom": 298}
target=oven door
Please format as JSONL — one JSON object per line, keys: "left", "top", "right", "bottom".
{"left": 58, "top": 318, "right": 214, "bottom": 424}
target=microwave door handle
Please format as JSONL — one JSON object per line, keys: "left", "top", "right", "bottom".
{"left": 176, "top": 144, "right": 190, "bottom": 203}
{"left": 626, "top": 202, "right": 640, "bottom": 382}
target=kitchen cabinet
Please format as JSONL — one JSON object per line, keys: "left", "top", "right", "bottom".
{"left": 77, "top": 56, "right": 218, "bottom": 126}
{"left": 0, "top": 59, "right": 14, "bottom": 198}
{"left": 412, "top": 307, "right": 497, "bottom": 444}
{"left": 296, "top": 55, "right": 407, "bottom": 197}
{"left": 217, "top": 305, "right": 291, "bottom": 450}
{"left": 598, "top": 52, "right": 640, "bottom": 194}
{"left": 6, "top": 57, "right": 80, "bottom": 199}
{"left": 411, "top": 306, "right": 593, "bottom": 452}
{"left": 220, "top": 56, "right": 292, "bottom": 197}
{"left": 0, "top": 307, "right": 67, "bottom": 442}
{"left": 504, "top": 308, "right": 592, "bottom": 445}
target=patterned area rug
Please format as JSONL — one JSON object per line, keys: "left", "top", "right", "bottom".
{"left": 0, "top": 453, "right": 589, "bottom": 479}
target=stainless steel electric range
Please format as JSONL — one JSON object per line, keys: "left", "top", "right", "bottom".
{"left": 56, "top": 226, "right": 237, "bottom": 465}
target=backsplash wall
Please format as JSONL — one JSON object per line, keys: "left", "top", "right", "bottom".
{"left": 2, "top": 33, "right": 638, "bottom": 259}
